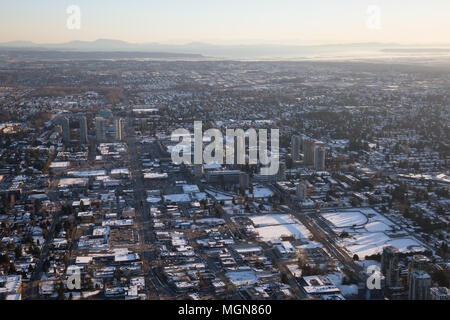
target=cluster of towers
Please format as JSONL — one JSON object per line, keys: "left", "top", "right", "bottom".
{"left": 380, "top": 246, "right": 436, "bottom": 300}
{"left": 291, "top": 135, "right": 326, "bottom": 171}
{"left": 56, "top": 111, "right": 126, "bottom": 146}
{"left": 56, "top": 115, "right": 88, "bottom": 146}
{"left": 95, "top": 116, "right": 125, "bottom": 142}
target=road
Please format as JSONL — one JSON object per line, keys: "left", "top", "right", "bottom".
{"left": 24, "top": 206, "right": 63, "bottom": 299}
{"left": 126, "top": 110, "right": 178, "bottom": 299}
{"left": 269, "top": 183, "right": 365, "bottom": 282}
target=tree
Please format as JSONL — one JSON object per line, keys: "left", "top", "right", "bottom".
{"left": 430, "top": 269, "right": 450, "bottom": 288}
{"left": 8, "top": 263, "right": 16, "bottom": 274}
{"left": 280, "top": 272, "right": 289, "bottom": 284}
{"left": 34, "top": 199, "right": 42, "bottom": 215}
{"left": 14, "top": 245, "right": 22, "bottom": 260}
{"left": 439, "top": 242, "right": 448, "bottom": 258}
{"left": 0, "top": 254, "right": 10, "bottom": 265}
{"left": 340, "top": 231, "right": 349, "bottom": 238}
{"left": 57, "top": 282, "right": 66, "bottom": 300}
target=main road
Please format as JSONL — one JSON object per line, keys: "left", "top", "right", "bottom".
{"left": 126, "top": 110, "right": 177, "bottom": 299}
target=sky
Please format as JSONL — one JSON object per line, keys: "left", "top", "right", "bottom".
{"left": 1, "top": 0, "right": 449, "bottom": 45}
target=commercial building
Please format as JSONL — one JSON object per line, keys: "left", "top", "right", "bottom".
{"left": 408, "top": 270, "right": 431, "bottom": 300}
{"left": 408, "top": 255, "right": 430, "bottom": 284}
{"left": 239, "top": 172, "right": 250, "bottom": 191}
{"left": 314, "top": 143, "right": 326, "bottom": 171}
{"left": 96, "top": 117, "right": 107, "bottom": 142}
{"left": 58, "top": 116, "right": 71, "bottom": 145}
{"left": 303, "top": 139, "right": 316, "bottom": 167}
{"left": 79, "top": 116, "right": 89, "bottom": 145}
{"left": 296, "top": 181, "right": 307, "bottom": 201}
{"left": 206, "top": 170, "right": 243, "bottom": 184}
{"left": 291, "top": 135, "right": 301, "bottom": 162}
{"left": 277, "top": 162, "right": 286, "bottom": 181}
{"left": 194, "top": 164, "right": 204, "bottom": 177}
{"left": 381, "top": 246, "right": 400, "bottom": 288}
{"left": 115, "top": 118, "right": 125, "bottom": 141}
{"left": 430, "top": 287, "right": 450, "bottom": 300}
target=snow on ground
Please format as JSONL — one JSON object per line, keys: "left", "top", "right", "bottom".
{"left": 255, "top": 224, "right": 311, "bottom": 242}
{"left": 387, "top": 238, "right": 426, "bottom": 253}
{"left": 340, "top": 232, "right": 426, "bottom": 258}
{"left": 322, "top": 210, "right": 368, "bottom": 228}
{"left": 356, "top": 260, "right": 381, "bottom": 269}
{"left": 328, "top": 273, "right": 359, "bottom": 297}
{"left": 364, "top": 220, "right": 392, "bottom": 232}
{"left": 286, "top": 264, "right": 302, "bottom": 278}
{"left": 250, "top": 214, "right": 297, "bottom": 227}
{"left": 341, "top": 232, "right": 390, "bottom": 258}
{"left": 204, "top": 189, "right": 233, "bottom": 201}
{"left": 322, "top": 208, "right": 426, "bottom": 259}
{"left": 246, "top": 187, "right": 274, "bottom": 199}
{"left": 296, "top": 241, "right": 323, "bottom": 249}
{"left": 249, "top": 214, "right": 311, "bottom": 242}
{"left": 226, "top": 270, "right": 258, "bottom": 286}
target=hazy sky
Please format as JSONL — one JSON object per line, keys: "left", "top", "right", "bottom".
{"left": 1, "top": 0, "right": 449, "bottom": 45}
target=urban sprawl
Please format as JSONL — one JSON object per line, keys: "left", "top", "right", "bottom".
{"left": 0, "top": 57, "right": 448, "bottom": 300}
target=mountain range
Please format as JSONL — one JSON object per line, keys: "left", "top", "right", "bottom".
{"left": 1, "top": 39, "right": 450, "bottom": 59}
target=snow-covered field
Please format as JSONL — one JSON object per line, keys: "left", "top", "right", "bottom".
{"left": 322, "top": 209, "right": 427, "bottom": 259}
{"left": 249, "top": 214, "right": 311, "bottom": 242}
{"left": 341, "top": 232, "right": 425, "bottom": 258}
{"left": 322, "top": 210, "right": 368, "bottom": 228}
{"left": 250, "top": 214, "right": 298, "bottom": 227}
{"left": 246, "top": 187, "right": 274, "bottom": 199}
{"left": 255, "top": 224, "right": 312, "bottom": 242}
{"left": 364, "top": 221, "right": 392, "bottom": 232}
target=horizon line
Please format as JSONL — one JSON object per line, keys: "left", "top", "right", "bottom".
{"left": 2, "top": 39, "right": 450, "bottom": 48}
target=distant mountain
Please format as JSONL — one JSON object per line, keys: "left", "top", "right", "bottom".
{"left": 0, "top": 39, "right": 204, "bottom": 59}
{"left": 1, "top": 41, "right": 39, "bottom": 48}
{"left": 44, "top": 39, "right": 140, "bottom": 51}
{"left": 0, "top": 50, "right": 203, "bottom": 60}
{"left": 1, "top": 39, "right": 450, "bottom": 59}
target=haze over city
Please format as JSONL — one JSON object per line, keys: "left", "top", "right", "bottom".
{"left": 1, "top": 0, "right": 450, "bottom": 45}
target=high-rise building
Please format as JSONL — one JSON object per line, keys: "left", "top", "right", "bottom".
{"left": 79, "top": 116, "right": 88, "bottom": 145}
{"left": 381, "top": 246, "right": 400, "bottom": 288}
{"left": 194, "top": 164, "right": 204, "bottom": 177}
{"left": 114, "top": 118, "right": 125, "bottom": 141}
{"left": 239, "top": 172, "right": 250, "bottom": 192}
{"left": 277, "top": 162, "right": 286, "bottom": 181}
{"left": 303, "top": 139, "right": 316, "bottom": 167}
{"left": 430, "top": 287, "right": 450, "bottom": 300}
{"left": 96, "top": 117, "right": 107, "bottom": 142}
{"left": 314, "top": 143, "right": 326, "bottom": 171}
{"left": 408, "top": 255, "right": 430, "bottom": 285}
{"left": 409, "top": 270, "right": 431, "bottom": 300}
{"left": 296, "top": 181, "right": 307, "bottom": 201}
{"left": 291, "top": 135, "right": 301, "bottom": 162}
{"left": 58, "top": 117, "right": 71, "bottom": 145}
